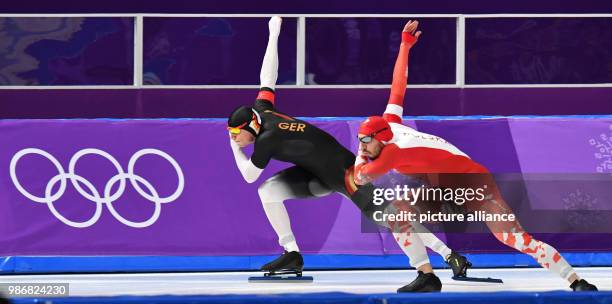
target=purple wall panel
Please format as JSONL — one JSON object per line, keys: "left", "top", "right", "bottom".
{"left": 0, "top": 89, "right": 143, "bottom": 118}
{"left": 0, "top": 117, "right": 611, "bottom": 257}
{"left": 0, "top": 18, "right": 134, "bottom": 85}
{"left": 143, "top": 18, "right": 297, "bottom": 85}
{"left": 509, "top": 119, "right": 612, "bottom": 173}
{"left": 457, "top": 88, "right": 612, "bottom": 116}
{"left": 0, "top": 119, "right": 385, "bottom": 256}
{"left": 306, "top": 18, "right": 455, "bottom": 84}
{"left": 0, "top": 87, "right": 611, "bottom": 119}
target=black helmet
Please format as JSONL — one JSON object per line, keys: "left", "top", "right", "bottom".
{"left": 227, "top": 106, "right": 261, "bottom": 136}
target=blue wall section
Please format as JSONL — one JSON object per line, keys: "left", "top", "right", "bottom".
{"left": 10, "top": 291, "right": 612, "bottom": 304}
{"left": 2, "top": 253, "right": 612, "bottom": 274}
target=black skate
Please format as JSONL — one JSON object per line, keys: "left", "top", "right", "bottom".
{"left": 570, "top": 279, "right": 598, "bottom": 291}
{"left": 249, "top": 251, "right": 313, "bottom": 283}
{"left": 447, "top": 251, "right": 503, "bottom": 283}
{"left": 397, "top": 271, "right": 442, "bottom": 292}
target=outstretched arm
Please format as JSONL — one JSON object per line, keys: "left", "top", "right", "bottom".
{"left": 383, "top": 20, "right": 421, "bottom": 124}
{"left": 231, "top": 17, "right": 283, "bottom": 183}
{"left": 230, "top": 136, "right": 264, "bottom": 183}
{"left": 255, "top": 16, "right": 282, "bottom": 108}
{"left": 354, "top": 21, "right": 421, "bottom": 180}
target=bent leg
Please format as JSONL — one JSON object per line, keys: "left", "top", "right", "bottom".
{"left": 347, "top": 175, "right": 452, "bottom": 270}
{"left": 391, "top": 220, "right": 431, "bottom": 270}
{"left": 258, "top": 166, "right": 332, "bottom": 252}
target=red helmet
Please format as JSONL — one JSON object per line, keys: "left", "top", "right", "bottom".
{"left": 358, "top": 116, "right": 393, "bottom": 143}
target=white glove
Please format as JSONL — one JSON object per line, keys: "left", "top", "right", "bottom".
{"left": 353, "top": 151, "right": 370, "bottom": 185}
{"left": 268, "top": 16, "right": 282, "bottom": 37}
{"left": 354, "top": 150, "right": 368, "bottom": 166}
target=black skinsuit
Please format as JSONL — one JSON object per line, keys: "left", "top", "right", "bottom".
{"left": 250, "top": 88, "right": 376, "bottom": 216}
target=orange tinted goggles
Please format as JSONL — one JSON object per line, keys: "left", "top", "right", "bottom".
{"left": 227, "top": 127, "right": 242, "bottom": 135}
{"left": 227, "top": 121, "right": 248, "bottom": 135}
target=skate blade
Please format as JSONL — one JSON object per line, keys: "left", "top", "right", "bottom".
{"left": 452, "top": 276, "right": 503, "bottom": 283}
{"left": 248, "top": 275, "right": 313, "bottom": 283}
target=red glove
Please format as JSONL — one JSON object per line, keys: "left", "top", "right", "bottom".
{"left": 402, "top": 31, "right": 419, "bottom": 48}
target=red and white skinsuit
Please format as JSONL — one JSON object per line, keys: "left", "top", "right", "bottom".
{"left": 353, "top": 31, "right": 575, "bottom": 281}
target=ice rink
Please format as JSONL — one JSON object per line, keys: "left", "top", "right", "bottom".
{"left": 1, "top": 267, "right": 610, "bottom": 297}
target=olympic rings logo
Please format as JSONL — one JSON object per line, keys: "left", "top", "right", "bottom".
{"left": 9, "top": 148, "right": 184, "bottom": 228}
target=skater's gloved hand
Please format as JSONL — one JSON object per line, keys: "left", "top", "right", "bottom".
{"left": 229, "top": 133, "right": 243, "bottom": 153}
{"left": 354, "top": 168, "right": 372, "bottom": 186}
{"left": 353, "top": 151, "right": 370, "bottom": 185}
{"left": 355, "top": 151, "right": 368, "bottom": 165}
{"left": 268, "top": 16, "right": 282, "bottom": 37}
{"left": 402, "top": 20, "right": 422, "bottom": 49}
{"left": 229, "top": 133, "right": 263, "bottom": 183}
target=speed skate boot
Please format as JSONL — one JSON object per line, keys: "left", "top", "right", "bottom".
{"left": 571, "top": 279, "right": 598, "bottom": 291}
{"left": 397, "top": 271, "right": 442, "bottom": 293}
{"left": 261, "top": 251, "right": 304, "bottom": 277}
{"left": 445, "top": 251, "right": 471, "bottom": 278}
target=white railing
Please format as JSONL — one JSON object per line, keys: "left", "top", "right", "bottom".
{"left": 1, "top": 13, "right": 612, "bottom": 89}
